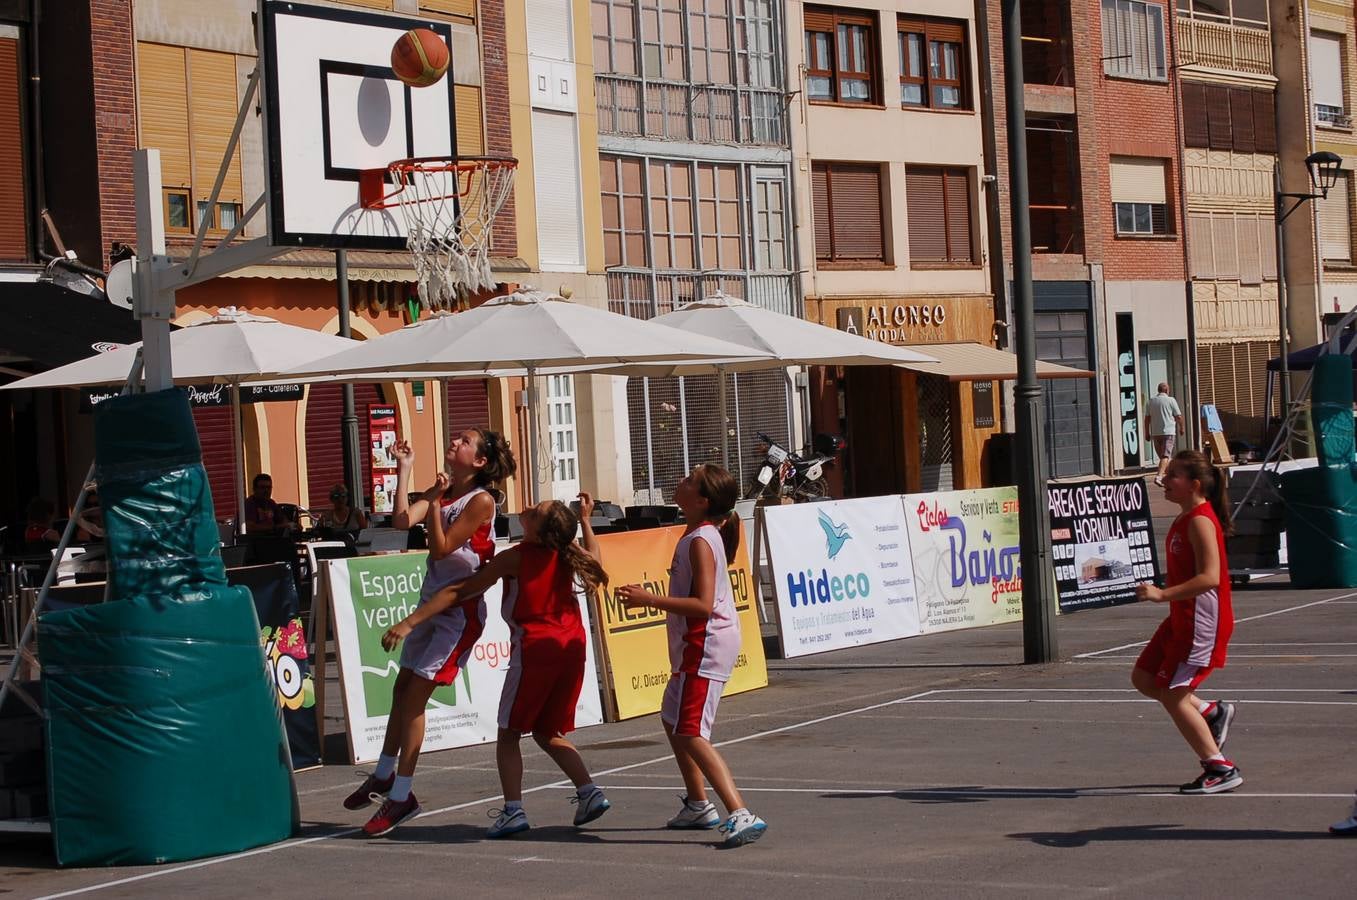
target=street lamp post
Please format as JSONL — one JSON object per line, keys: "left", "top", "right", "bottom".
{"left": 1274, "top": 150, "right": 1342, "bottom": 435}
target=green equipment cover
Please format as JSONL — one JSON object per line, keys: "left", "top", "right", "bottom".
{"left": 1282, "top": 463, "right": 1357, "bottom": 589}
{"left": 40, "top": 389, "right": 298, "bottom": 867}
{"left": 1310, "top": 353, "right": 1355, "bottom": 467}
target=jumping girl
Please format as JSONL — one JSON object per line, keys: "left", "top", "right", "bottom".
{"left": 1134, "top": 449, "right": 1240, "bottom": 794}
{"left": 617, "top": 464, "right": 766, "bottom": 847}
{"left": 382, "top": 493, "right": 610, "bottom": 838}
{"left": 344, "top": 429, "right": 516, "bottom": 836}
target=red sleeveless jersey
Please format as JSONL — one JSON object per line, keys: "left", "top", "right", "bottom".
{"left": 1163, "top": 502, "right": 1233, "bottom": 668}
{"left": 501, "top": 543, "right": 586, "bottom": 656}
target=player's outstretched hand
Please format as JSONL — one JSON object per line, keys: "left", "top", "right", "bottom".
{"left": 393, "top": 440, "right": 414, "bottom": 469}
{"left": 382, "top": 621, "right": 413, "bottom": 652}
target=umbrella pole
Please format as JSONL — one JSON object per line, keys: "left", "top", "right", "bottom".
{"left": 527, "top": 365, "right": 541, "bottom": 505}
{"left": 718, "top": 365, "right": 730, "bottom": 469}
{"left": 232, "top": 381, "right": 246, "bottom": 536}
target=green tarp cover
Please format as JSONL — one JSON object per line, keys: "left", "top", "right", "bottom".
{"left": 41, "top": 388, "right": 297, "bottom": 867}
{"left": 1311, "top": 353, "right": 1355, "bottom": 467}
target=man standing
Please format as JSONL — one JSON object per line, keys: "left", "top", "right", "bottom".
{"left": 1144, "top": 382, "right": 1184, "bottom": 487}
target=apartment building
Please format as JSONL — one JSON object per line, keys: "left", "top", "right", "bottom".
{"left": 589, "top": 0, "right": 800, "bottom": 501}
{"left": 987, "top": 0, "right": 1191, "bottom": 477}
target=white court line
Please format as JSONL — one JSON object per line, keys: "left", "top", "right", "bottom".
{"left": 1072, "top": 592, "right": 1357, "bottom": 659}
{"left": 33, "top": 691, "right": 941, "bottom": 899}
{"left": 564, "top": 784, "right": 1355, "bottom": 800}
{"left": 900, "top": 698, "right": 1357, "bottom": 706}
{"left": 1087, "top": 653, "right": 1357, "bottom": 660}
{"left": 920, "top": 687, "right": 1357, "bottom": 693}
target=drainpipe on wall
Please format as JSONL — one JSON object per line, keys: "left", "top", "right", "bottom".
{"left": 27, "top": 0, "right": 46, "bottom": 259}
{"left": 973, "top": 0, "right": 1010, "bottom": 355}
{"left": 1167, "top": 12, "right": 1199, "bottom": 454}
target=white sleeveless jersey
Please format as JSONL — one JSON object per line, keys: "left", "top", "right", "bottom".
{"left": 666, "top": 523, "right": 741, "bottom": 682}
{"left": 419, "top": 486, "right": 495, "bottom": 604}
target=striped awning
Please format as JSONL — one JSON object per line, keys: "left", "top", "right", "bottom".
{"left": 895, "top": 342, "right": 1094, "bottom": 382}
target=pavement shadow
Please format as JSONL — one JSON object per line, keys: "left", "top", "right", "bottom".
{"left": 1009, "top": 823, "right": 1335, "bottom": 847}
{"left": 823, "top": 785, "right": 1174, "bottom": 805}
{"left": 375, "top": 823, "right": 700, "bottom": 847}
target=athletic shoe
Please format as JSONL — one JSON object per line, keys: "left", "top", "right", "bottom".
{"left": 666, "top": 796, "right": 720, "bottom": 829}
{"left": 344, "top": 772, "right": 394, "bottom": 811}
{"left": 487, "top": 807, "right": 530, "bottom": 839}
{"left": 1179, "top": 760, "right": 1243, "bottom": 795}
{"left": 1205, "top": 701, "right": 1237, "bottom": 750}
{"left": 571, "top": 788, "right": 611, "bottom": 826}
{"left": 362, "top": 793, "right": 421, "bottom": 836}
{"left": 719, "top": 810, "right": 768, "bottom": 847}
{"left": 1330, "top": 796, "right": 1357, "bottom": 835}
{"left": 1153, "top": 476, "right": 1165, "bottom": 487}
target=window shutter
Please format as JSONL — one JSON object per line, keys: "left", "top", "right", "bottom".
{"left": 927, "top": 20, "right": 965, "bottom": 43}
{"left": 1229, "top": 88, "right": 1255, "bottom": 153}
{"left": 829, "top": 165, "right": 884, "bottom": 260}
{"left": 1309, "top": 31, "right": 1345, "bottom": 109}
{"left": 811, "top": 163, "right": 832, "bottom": 259}
{"left": 532, "top": 109, "right": 584, "bottom": 266}
{"left": 306, "top": 382, "right": 382, "bottom": 511}
{"left": 455, "top": 85, "right": 485, "bottom": 155}
{"left": 1205, "top": 85, "right": 1232, "bottom": 151}
{"left": 187, "top": 49, "right": 243, "bottom": 203}
{"left": 1260, "top": 214, "right": 1277, "bottom": 278}
{"left": 1110, "top": 157, "right": 1167, "bottom": 203}
{"left": 420, "top": 0, "right": 476, "bottom": 20}
{"left": 1182, "top": 82, "right": 1209, "bottom": 148}
{"left": 137, "top": 43, "right": 192, "bottom": 188}
{"left": 1238, "top": 214, "right": 1262, "bottom": 284}
{"left": 1318, "top": 172, "right": 1352, "bottom": 262}
{"left": 906, "top": 166, "right": 948, "bottom": 261}
{"left": 526, "top": 0, "right": 572, "bottom": 60}
{"left": 1252, "top": 90, "right": 1277, "bottom": 153}
{"left": 0, "top": 37, "right": 26, "bottom": 262}
{"left": 943, "top": 168, "right": 972, "bottom": 262}
{"left": 191, "top": 404, "right": 238, "bottom": 521}
{"left": 803, "top": 7, "right": 835, "bottom": 31}
{"left": 1189, "top": 212, "right": 1214, "bottom": 278}
{"left": 1211, "top": 214, "right": 1239, "bottom": 278}
{"left": 444, "top": 378, "right": 491, "bottom": 437}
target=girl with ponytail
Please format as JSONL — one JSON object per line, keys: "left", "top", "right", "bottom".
{"left": 383, "top": 492, "right": 611, "bottom": 839}
{"left": 618, "top": 464, "right": 767, "bottom": 848}
{"left": 1133, "top": 450, "right": 1240, "bottom": 795}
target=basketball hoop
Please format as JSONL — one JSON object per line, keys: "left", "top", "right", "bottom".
{"left": 359, "top": 155, "right": 517, "bottom": 309}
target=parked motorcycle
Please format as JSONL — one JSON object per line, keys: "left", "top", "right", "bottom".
{"left": 749, "top": 432, "right": 846, "bottom": 501}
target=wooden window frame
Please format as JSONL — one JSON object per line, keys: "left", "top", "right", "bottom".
{"left": 897, "top": 17, "right": 970, "bottom": 112}
{"left": 812, "top": 161, "right": 887, "bottom": 264}
{"left": 164, "top": 189, "right": 193, "bottom": 235}
{"left": 804, "top": 6, "right": 880, "bottom": 106}
{"left": 1113, "top": 201, "right": 1170, "bottom": 236}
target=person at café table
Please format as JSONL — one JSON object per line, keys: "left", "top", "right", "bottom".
{"left": 244, "top": 473, "right": 293, "bottom": 534}
{"left": 318, "top": 483, "right": 368, "bottom": 536}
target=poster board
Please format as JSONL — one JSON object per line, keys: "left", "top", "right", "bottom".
{"left": 902, "top": 487, "right": 1024, "bottom": 633}
{"left": 590, "top": 523, "right": 769, "bottom": 721}
{"left": 762, "top": 496, "right": 921, "bottom": 658}
{"left": 1048, "top": 476, "right": 1159, "bottom": 612}
{"left": 368, "top": 404, "right": 399, "bottom": 514}
{"left": 321, "top": 548, "right": 604, "bottom": 764}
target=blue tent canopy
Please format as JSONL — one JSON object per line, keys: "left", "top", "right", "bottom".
{"left": 1266, "top": 341, "right": 1357, "bottom": 372}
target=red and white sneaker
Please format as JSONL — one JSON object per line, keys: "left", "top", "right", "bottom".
{"left": 363, "top": 793, "right": 422, "bottom": 836}
{"left": 1179, "top": 760, "right": 1242, "bottom": 795}
{"left": 343, "top": 772, "right": 394, "bottom": 811}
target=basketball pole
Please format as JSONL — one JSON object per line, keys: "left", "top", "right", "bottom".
{"left": 336, "top": 250, "right": 366, "bottom": 516}
{"left": 133, "top": 150, "right": 175, "bottom": 391}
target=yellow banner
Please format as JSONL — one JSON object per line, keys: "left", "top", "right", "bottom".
{"left": 591, "top": 523, "right": 769, "bottom": 720}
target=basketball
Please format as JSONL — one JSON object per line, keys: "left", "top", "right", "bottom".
{"left": 391, "top": 28, "right": 449, "bottom": 88}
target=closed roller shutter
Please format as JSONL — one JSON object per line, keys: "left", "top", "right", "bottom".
{"left": 907, "top": 167, "right": 947, "bottom": 261}
{"left": 532, "top": 109, "right": 584, "bottom": 266}
{"left": 1110, "top": 157, "right": 1167, "bottom": 204}
{"left": 1230, "top": 88, "right": 1255, "bottom": 153}
{"left": 1238, "top": 215, "right": 1263, "bottom": 285}
{"left": 192, "top": 404, "right": 238, "bottom": 522}
{"left": 305, "top": 383, "right": 382, "bottom": 511}
{"left": 1212, "top": 214, "right": 1238, "bottom": 277}
{"left": 811, "top": 164, "right": 832, "bottom": 259}
{"left": 137, "top": 43, "right": 191, "bottom": 188}
{"left": 1199, "top": 340, "right": 1277, "bottom": 442}
{"left": 0, "top": 37, "right": 26, "bottom": 262}
{"left": 1252, "top": 91, "right": 1276, "bottom": 153}
{"left": 944, "top": 168, "right": 973, "bottom": 263}
{"left": 1182, "top": 82, "right": 1209, "bottom": 148}
{"left": 1318, "top": 172, "right": 1352, "bottom": 262}
{"left": 454, "top": 85, "right": 484, "bottom": 155}
{"left": 1310, "top": 32, "right": 1344, "bottom": 109}
{"left": 828, "top": 165, "right": 884, "bottom": 260}
{"left": 444, "top": 378, "right": 491, "bottom": 437}
{"left": 421, "top": 0, "right": 476, "bottom": 20}
{"left": 527, "top": 0, "right": 572, "bottom": 59}
{"left": 187, "top": 49, "right": 244, "bottom": 205}
{"left": 1205, "top": 85, "right": 1231, "bottom": 151}
{"left": 1188, "top": 212, "right": 1214, "bottom": 278}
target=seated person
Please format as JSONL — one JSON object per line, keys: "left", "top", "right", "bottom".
{"left": 23, "top": 497, "right": 61, "bottom": 553}
{"left": 244, "top": 473, "right": 292, "bottom": 535}
{"left": 75, "top": 484, "right": 105, "bottom": 543}
{"left": 317, "top": 484, "right": 368, "bottom": 537}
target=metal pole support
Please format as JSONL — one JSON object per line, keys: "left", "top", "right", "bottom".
{"left": 336, "top": 251, "right": 366, "bottom": 516}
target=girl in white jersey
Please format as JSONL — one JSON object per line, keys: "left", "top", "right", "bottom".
{"left": 618, "top": 464, "right": 767, "bottom": 848}
{"left": 343, "top": 428, "right": 516, "bottom": 837}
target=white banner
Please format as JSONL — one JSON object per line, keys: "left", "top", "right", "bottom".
{"left": 323, "top": 548, "right": 604, "bottom": 763}
{"left": 764, "top": 497, "right": 921, "bottom": 657}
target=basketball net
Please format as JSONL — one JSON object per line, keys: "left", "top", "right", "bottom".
{"left": 385, "top": 157, "right": 517, "bottom": 309}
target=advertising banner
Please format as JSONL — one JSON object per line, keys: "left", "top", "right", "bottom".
{"left": 323, "top": 549, "right": 604, "bottom": 763}
{"left": 1116, "top": 312, "right": 1141, "bottom": 468}
{"left": 591, "top": 524, "right": 768, "bottom": 721}
{"left": 368, "top": 404, "right": 399, "bottom": 514}
{"left": 1047, "top": 475, "right": 1159, "bottom": 612}
{"left": 763, "top": 496, "right": 921, "bottom": 658}
{"left": 903, "top": 487, "right": 1023, "bottom": 633}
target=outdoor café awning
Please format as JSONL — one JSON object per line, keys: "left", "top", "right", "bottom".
{"left": 0, "top": 276, "right": 144, "bottom": 369}
{"left": 894, "top": 342, "right": 1095, "bottom": 382}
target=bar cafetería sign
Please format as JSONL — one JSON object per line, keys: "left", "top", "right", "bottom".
{"left": 837, "top": 305, "right": 946, "bottom": 343}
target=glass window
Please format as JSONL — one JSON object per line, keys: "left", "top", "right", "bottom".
{"left": 1114, "top": 202, "right": 1169, "bottom": 235}
{"left": 898, "top": 17, "right": 970, "bottom": 111}
{"left": 219, "top": 203, "right": 240, "bottom": 231}
{"left": 805, "top": 7, "right": 878, "bottom": 104}
{"left": 1102, "top": 0, "right": 1168, "bottom": 81}
{"left": 166, "top": 192, "right": 190, "bottom": 231}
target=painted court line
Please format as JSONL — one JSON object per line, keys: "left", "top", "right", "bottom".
{"left": 569, "top": 784, "right": 1355, "bottom": 800}
{"left": 32, "top": 690, "right": 941, "bottom": 899}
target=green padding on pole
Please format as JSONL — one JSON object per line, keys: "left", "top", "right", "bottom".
{"left": 1311, "top": 353, "right": 1355, "bottom": 467}
{"left": 42, "top": 389, "right": 298, "bottom": 867}
{"left": 1282, "top": 464, "right": 1357, "bottom": 589}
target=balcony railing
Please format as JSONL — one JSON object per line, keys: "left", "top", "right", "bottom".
{"left": 596, "top": 75, "right": 787, "bottom": 147}
{"left": 1317, "top": 104, "right": 1353, "bottom": 129}
{"left": 1174, "top": 17, "right": 1272, "bottom": 76}
{"left": 606, "top": 268, "right": 799, "bottom": 319}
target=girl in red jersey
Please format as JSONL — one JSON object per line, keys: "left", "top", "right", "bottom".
{"left": 1134, "top": 449, "right": 1240, "bottom": 794}
{"left": 344, "top": 429, "right": 516, "bottom": 836}
{"left": 618, "top": 464, "right": 766, "bottom": 847}
{"left": 383, "top": 492, "right": 610, "bottom": 838}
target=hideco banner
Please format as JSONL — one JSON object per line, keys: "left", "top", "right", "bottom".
{"left": 1047, "top": 476, "right": 1159, "bottom": 612}
{"left": 591, "top": 524, "right": 768, "bottom": 721}
{"left": 903, "top": 487, "right": 1023, "bottom": 633}
{"left": 323, "top": 549, "right": 604, "bottom": 763}
{"left": 763, "top": 496, "right": 921, "bottom": 658}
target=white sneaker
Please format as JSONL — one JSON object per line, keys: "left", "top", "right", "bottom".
{"left": 666, "top": 796, "right": 720, "bottom": 829}
{"left": 571, "top": 788, "right": 611, "bottom": 826}
{"left": 719, "top": 809, "right": 767, "bottom": 847}
{"left": 487, "top": 806, "right": 530, "bottom": 839}
{"left": 1330, "top": 795, "right": 1357, "bottom": 836}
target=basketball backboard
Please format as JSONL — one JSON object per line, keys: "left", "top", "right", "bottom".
{"left": 260, "top": 1, "right": 457, "bottom": 250}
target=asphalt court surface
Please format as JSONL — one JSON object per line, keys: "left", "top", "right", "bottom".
{"left": 5, "top": 581, "right": 1355, "bottom": 898}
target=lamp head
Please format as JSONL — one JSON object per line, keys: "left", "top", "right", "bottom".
{"left": 1305, "top": 151, "right": 1344, "bottom": 197}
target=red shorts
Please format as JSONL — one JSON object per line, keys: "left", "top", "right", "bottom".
{"left": 1135, "top": 618, "right": 1215, "bottom": 690}
{"left": 660, "top": 673, "right": 725, "bottom": 740}
{"left": 497, "top": 646, "right": 585, "bottom": 736}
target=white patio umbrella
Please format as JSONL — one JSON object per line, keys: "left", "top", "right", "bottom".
{"left": 601, "top": 291, "right": 939, "bottom": 467}
{"left": 285, "top": 289, "right": 774, "bottom": 502}
{"left": 2, "top": 308, "right": 361, "bottom": 532}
